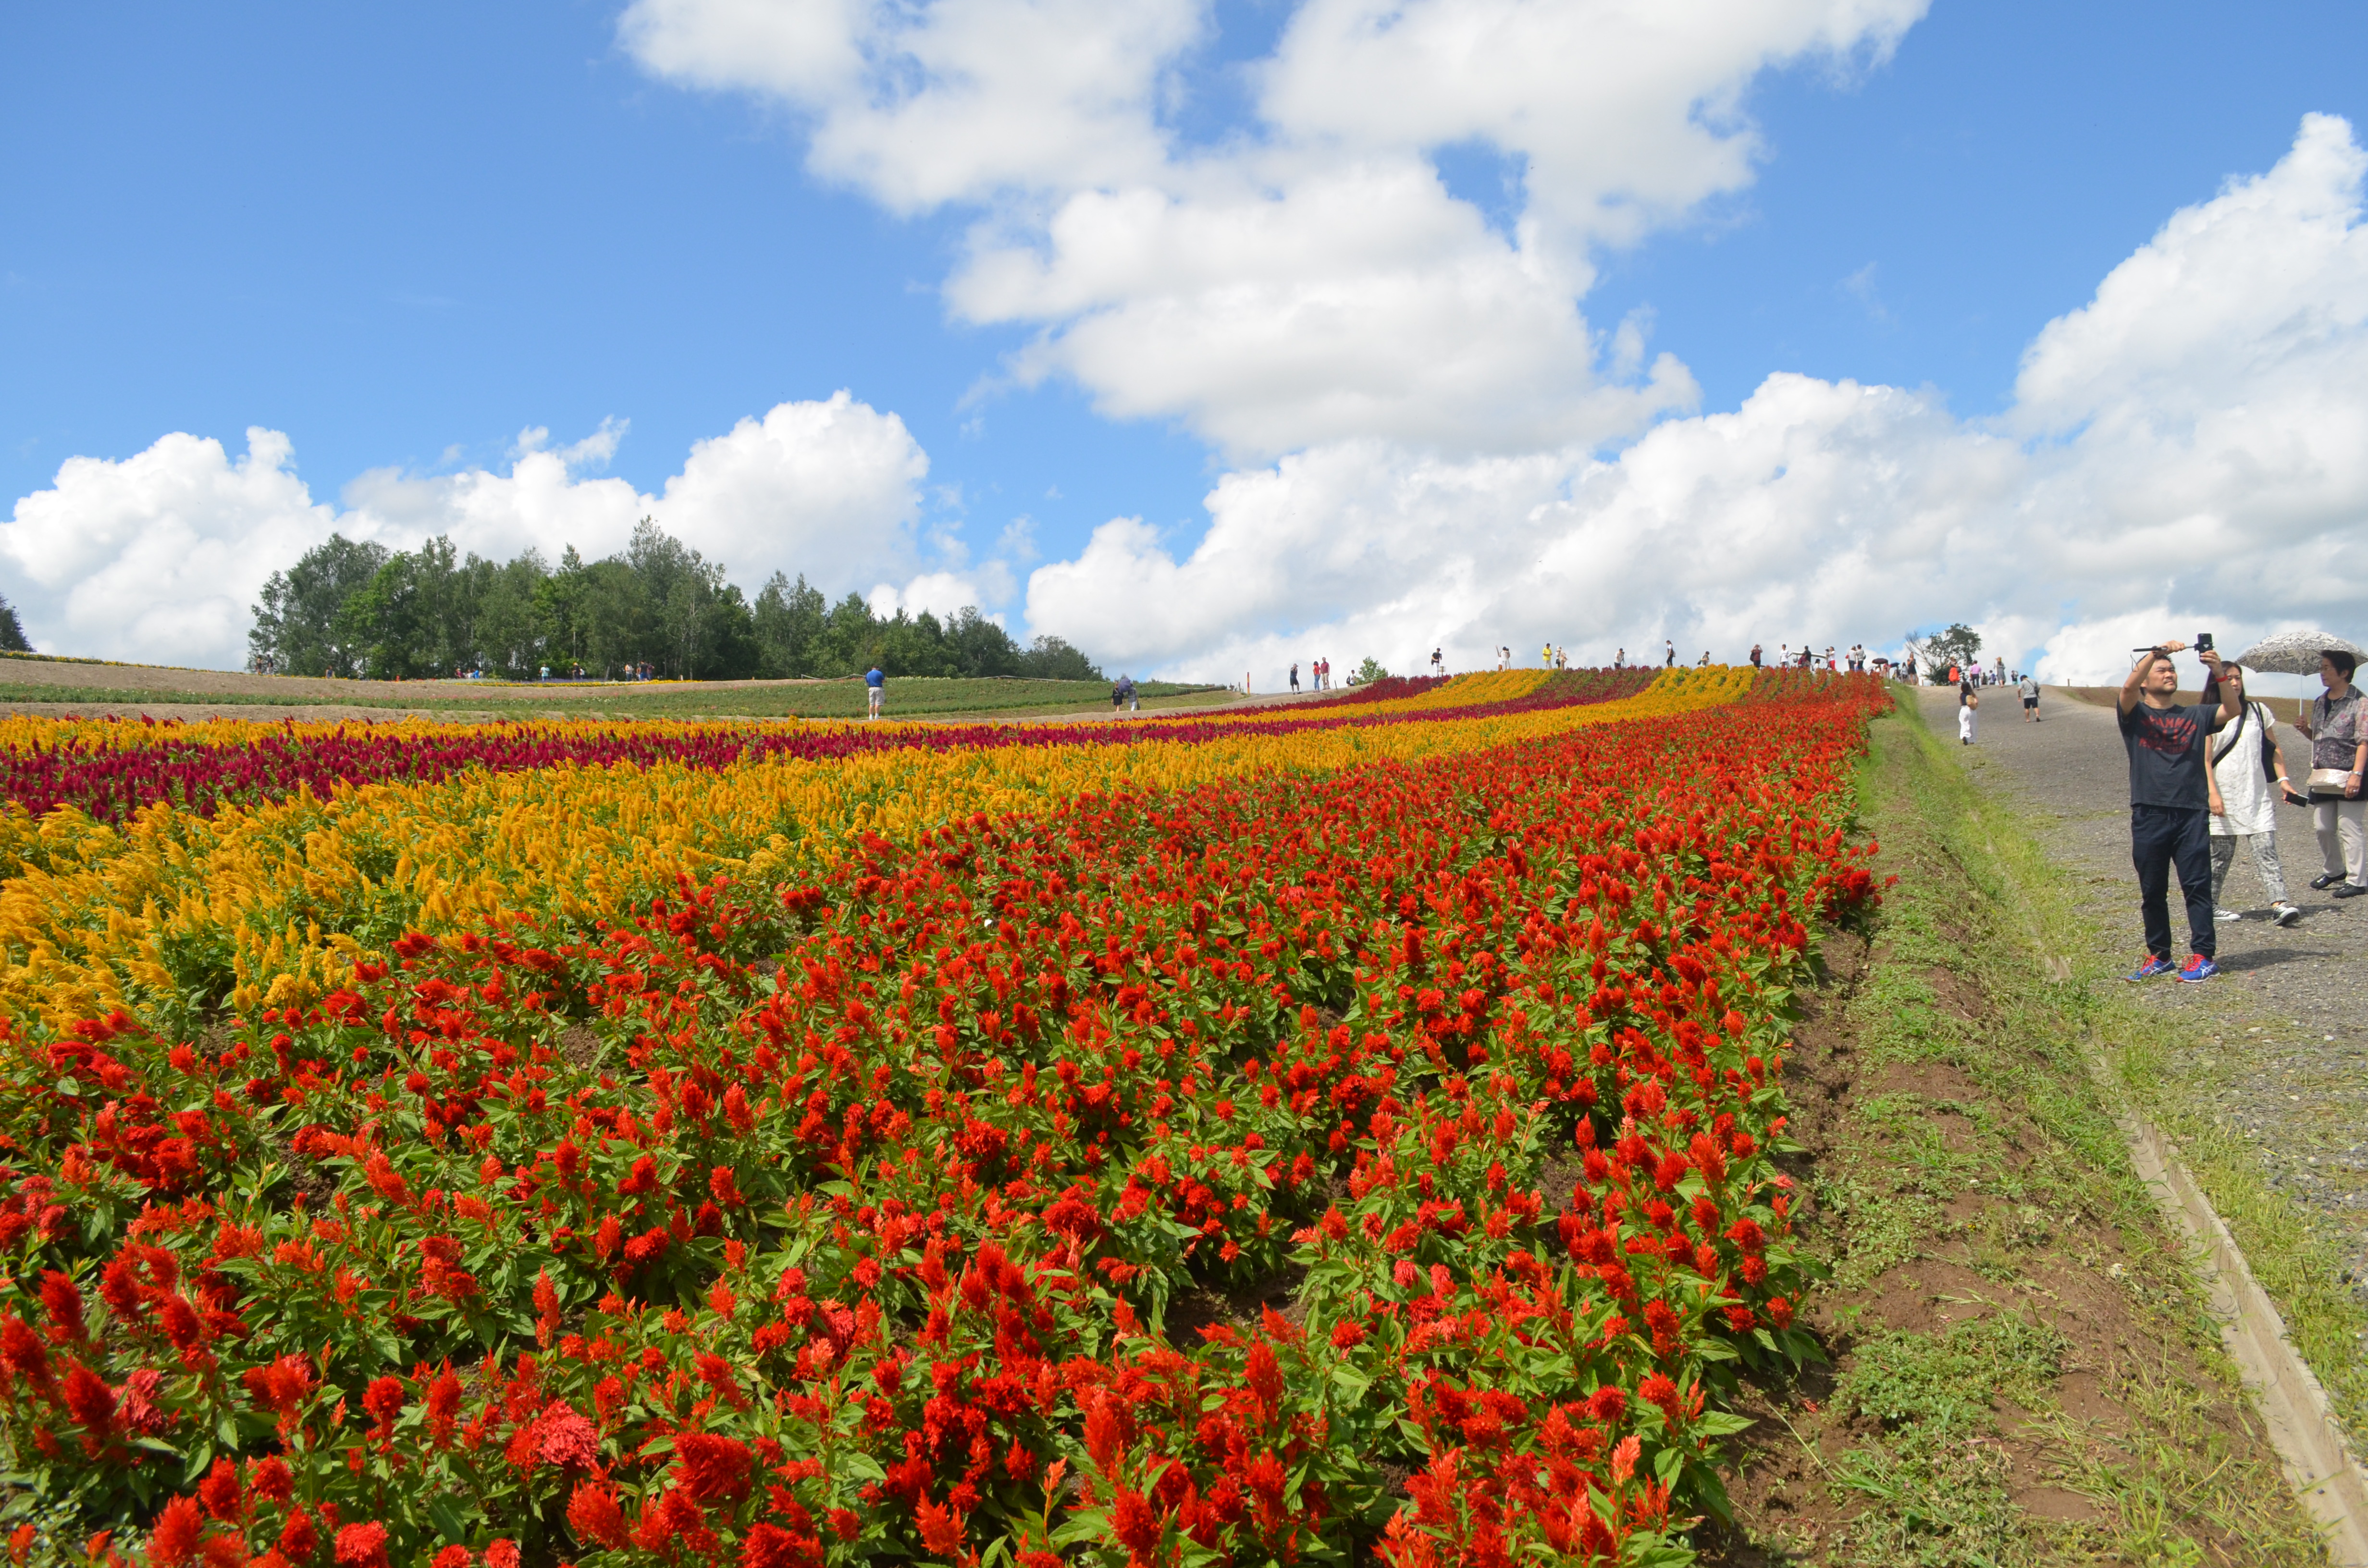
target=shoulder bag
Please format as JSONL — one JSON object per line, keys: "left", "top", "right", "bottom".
{"left": 2306, "top": 694, "right": 2356, "bottom": 796}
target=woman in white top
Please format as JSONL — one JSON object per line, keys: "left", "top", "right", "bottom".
{"left": 2207, "top": 687, "right": 2303, "bottom": 925}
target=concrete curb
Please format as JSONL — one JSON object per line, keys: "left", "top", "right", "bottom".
{"left": 2110, "top": 1098, "right": 2368, "bottom": 1564}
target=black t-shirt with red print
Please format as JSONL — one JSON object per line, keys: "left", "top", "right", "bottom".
{"left": 2118, "top": 699, "right": 2224, "bottom": 808}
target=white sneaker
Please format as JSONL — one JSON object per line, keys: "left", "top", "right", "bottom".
{"left": 2213, "top": 907, "right": 2242, "bottom": 922}
{"left": 2272, "top": 903, "right": 2303, "bottom": 927}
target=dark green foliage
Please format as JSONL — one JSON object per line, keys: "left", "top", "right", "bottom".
{"left": 249, "top": 534, "right": 389, "bottom": 677}
{"left": 248, "top": 520, "right": 1105, "bottom": 683}
{"left": 0, "top": 594, "right": 30, "bottom": 653}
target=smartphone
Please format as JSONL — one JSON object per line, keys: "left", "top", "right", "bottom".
{"left": 2197, "top": 632, "right": 2215, "bottom": 653}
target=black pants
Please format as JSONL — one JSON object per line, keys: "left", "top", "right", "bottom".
{"left": 2131, "top": 804, "right": 2214, "bottom": 960}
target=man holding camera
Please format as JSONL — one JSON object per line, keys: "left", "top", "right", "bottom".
{"left": 2119, "top": 638, "right": 2243, "bottom": 981}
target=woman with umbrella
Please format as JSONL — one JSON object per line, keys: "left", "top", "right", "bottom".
{"left": 2294, "top": 646, "right": 2368, "bottom": 897}
{"left": 2239, "top": 631, "right": 2368, "bottom": 897}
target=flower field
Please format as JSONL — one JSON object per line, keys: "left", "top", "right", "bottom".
{"left": 0, "top": 668, "right": 1888, "bottom": 1568}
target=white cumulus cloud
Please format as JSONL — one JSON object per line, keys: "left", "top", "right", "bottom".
{"left": 1024, "top": 115, "right": 2368, "bottom": 688}
{"left": 624, "top": 0, "right": 1924, "bottom": 459}
{"left": 1, "top": 394, "right": 969, "bottom": 669}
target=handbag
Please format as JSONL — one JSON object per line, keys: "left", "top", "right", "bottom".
{"left": 2306, "top": 694, "right": 2359, "bottom": 797}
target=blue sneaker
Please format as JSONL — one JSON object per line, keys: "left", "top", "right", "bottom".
{"left": 2125, "top": 955, "right": 2175, "bottom": 981}
{"left": 2178, "top": 955, "right": 2219, "bottom": 983}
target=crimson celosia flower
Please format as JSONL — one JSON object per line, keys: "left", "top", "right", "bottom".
{"left": 60, "top": 1360, "right": 114, "bottom": 1435}
{"left": 915, "top": 1499, "right": 964, "bottom": 1557}
{"left": 37, "top": 1272, "right": 84, "bottom": 1343}
{"left": 673, "top": 1432, "right": 753, "bottom": 1503}
{"left": 147, "top": 1497, "right": 207, "bottom": 1568}
{"left": 333, "top": 1520, "right": 390, "bottom": 1568}
{"left": 1110, "top": 1489, "right": 1160, "bottom": 1555}
{"left": 567, "top": 1481, "right": 629, "bottom": 1549}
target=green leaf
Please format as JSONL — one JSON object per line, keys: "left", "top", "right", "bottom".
{"left": 428, "top": 1494, "right": 469, "bottom": 1543}
{"left": 1694, "top": 1410, "right": 1756, "bottom": 1437}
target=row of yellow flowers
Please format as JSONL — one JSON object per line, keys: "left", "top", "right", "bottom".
{"left": 0, "top": 668, "right": 1755, "bottom": 1035}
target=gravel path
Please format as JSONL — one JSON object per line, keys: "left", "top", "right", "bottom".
{"left": 1914, "top": 683, "right": 2368, "bottom": 1278}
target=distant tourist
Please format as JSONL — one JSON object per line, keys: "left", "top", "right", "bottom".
{"left": 2119, "top": 640, "right": 2240, "bottom": 981}
{"left": 1750, "top": 643, "right": 1763, "bottom": 668}
{"left": 2294, "top": 649, "right": 2368, "bottom": 898}
{"left": 1431, "top": 648, "right": 1444, "bottom": 676}
{"left": 1958, "top": 671, "right": 1978, "bottom": 745}
{"left": 2206, "top": 683, "right": 2302, "bottom": 926}
{"left": 1290, "top": 662, "right": 1301, "bottom": 693}
{"left": 1615, "top": 647, "right": 1627, "bottom": 668}
{"left": 2018, "top": 670, "right": 2040, "bottom": 721}
{"left": 1664, "top": 640, "right": 1675, "bottom": 668}
{"left": 865, "top": 664, "right": 885, "bottom": 720}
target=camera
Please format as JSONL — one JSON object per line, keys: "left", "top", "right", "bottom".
{"left": 2197, "top": 632, "right": 2214, "bottom": 653}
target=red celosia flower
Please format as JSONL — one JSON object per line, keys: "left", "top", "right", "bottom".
{"left": 38, "top": 1271, "right": 85, "bottom": 1343}
{"left": 915, "top": 1498, "right": 964, "bottom": 1557}
{"left": 0, "top": 1315, "right": 52, "bottom": 1394}
{"left": 247, "top": 1455, "right": 294, "bottom": 1503}
{"left": 1586, "top": 1386, "right": 1626, "bottom": 1423}
{"left": 431, "top": 1548, "right": 472, "bottom": 1568}
{"left": 1084, "top": 1392, "right": 1125, "bottom": 1475}
{"left": 60, "top": 1360, "right": 115, "bottom": 1435}
{"left": 1110, "top": 1489, "right": 1160, "bottom": 1555}
{"left": 567, "top": 1481, "right": 629, "bottom": 1549}
{"left": 740, "top": 1523, "right": 821, "bottom": 1568}
{"left": 241, "top": 1354, "right": 314, "bottom": 1420}
{"left": 484, "top": 1539, "right": 518, "bottom": 1568}
{"left": 148, "top": 1497, "right": 207, "bottom": 1568}
{"left": 361, "top": 1376, "right": 405, "bottom": 1439}
{"left": 673, "top": 1432, "right": 753, "bottom": 1503}
{"left": 1246, "top": 1340, "right": 1284, "bottom": 1427}
{"left": 196, "top": 1457, "right": 243, "bottom": 1520}
{"left": 535, "top": 1399, "right": 599, "bottom": 1469}
{"left": 424, "top": 1362, "right": 463, "bottom": 1447}
{"left": 276, "top": 1510, "right": 319, "bottom": 1562}
{"left": 333, "top": 1521, "right": 389, "bottom": 1568}
{"left": 158, "top": 1294, "right": 206, "bottom": 1351}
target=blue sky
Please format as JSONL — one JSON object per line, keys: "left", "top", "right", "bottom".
{"left": 5, "top": 1, "right": 2367, "bottom": 680}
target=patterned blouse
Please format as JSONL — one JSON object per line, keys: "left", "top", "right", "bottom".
{"left": 2311, "top": 688, "right": 2367, "bottom": 776}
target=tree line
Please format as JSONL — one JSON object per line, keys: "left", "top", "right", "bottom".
{"left": 247, "top": 520, "right": 1105, "bottom": 683}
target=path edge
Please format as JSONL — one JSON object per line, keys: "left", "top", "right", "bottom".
{"left": 2105, "top": 1079, "right": 2368, "bottom": 1564}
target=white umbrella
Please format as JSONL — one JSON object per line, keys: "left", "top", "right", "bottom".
{"left": 2231, "top": 629, "right": 2365, "bottom": 709}
{"left": 2232, "top": 629, "right": 2367, "bottom": 675}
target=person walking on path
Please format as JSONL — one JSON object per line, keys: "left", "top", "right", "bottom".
{"left": 1664, "top": 640, "right": 1676, "bottom": 668}
{"left": 2207, "top": 685, "right": 2304, "bottom": 926}
{"left": 1750, "top": 643, "right": 1763, "bottom": 668}
{"left": 2294, "top": 649, "right": 2368, "bottom": 897}
{"left": 1289, "top": 662, "right": 1301, "bottom": 693}
{"left": 1431, "top": 649, "right": 1444, "bottom": 676}
{"left": 1957, "top": 670, "right": 1978, "bottom": 745}
{"left": 2018, "top": 670, "right": 2040, "bottom": 722}
{"left": 865, "top": 664, "right": 885, "bottom": 720}
{"left": 2119, "top": 640, "right": 2242, "bottom": 981}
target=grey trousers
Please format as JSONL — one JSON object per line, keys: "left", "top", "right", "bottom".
{"left": 2209, "top": 832, "right": 2288, "bottom": 907}
{"left": 2315, "top": 797, "right": 2367, "bottom": 884}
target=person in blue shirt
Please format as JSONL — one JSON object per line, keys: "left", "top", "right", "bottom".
{"left": 865, "top": 665, "right": 885, "bottom": 720}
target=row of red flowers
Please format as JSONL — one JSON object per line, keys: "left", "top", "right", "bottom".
{"left": 0, "top": 672, "right": 1650, "bottom": 826}
{"left": 0, "top": 676, "right": 1887, "bottom": 1567}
